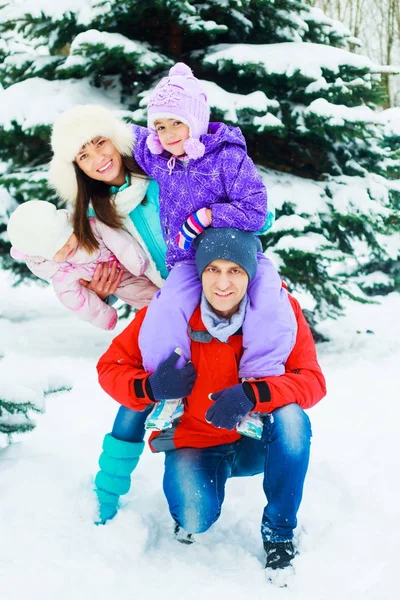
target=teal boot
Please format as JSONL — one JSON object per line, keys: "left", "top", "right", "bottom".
{"left": 94, "top": 433, "right": 144, "bottom": 524}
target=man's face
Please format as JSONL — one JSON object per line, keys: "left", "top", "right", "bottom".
{"left": 201, "top": 259, "right": 249, "bottom": 318}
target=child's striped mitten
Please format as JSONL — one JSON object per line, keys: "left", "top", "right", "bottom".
{"left": 177, "top": 207, "right": 212, "bottom": 250}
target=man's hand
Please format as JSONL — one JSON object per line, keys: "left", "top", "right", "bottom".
{"left": 148, "top": 348, "right": 197, "bottom": 401}
{"left": 80, "top": 261, "right": 123, "bottom": 301}
{"left": 177, "top": 207, "right": 212, "bottom": 250}
{"left": 206, "top": 384, "right": 255, "bottom": 430}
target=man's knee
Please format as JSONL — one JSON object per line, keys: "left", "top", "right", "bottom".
{"left": 164, "top": 466, "right": 222, "bottom": 533}
{"left": 269, "top": 404, "right": 312, "bottom": 456}
{"left": 172, "top": 495, "right": 221, "bottom": 534}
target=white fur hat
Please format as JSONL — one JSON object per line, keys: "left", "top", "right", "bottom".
{"left": 48, "top": 104, "right": 134, "bottom": 204}
{"left": 7, "top": 200, "right": 73, "bottom": 260}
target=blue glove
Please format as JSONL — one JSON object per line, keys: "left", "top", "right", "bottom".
{"left": 148, "top": 348, "right": 197, "bottom": 401}
{"left": 205, "top": 384, "right": 255, "bottom": 430}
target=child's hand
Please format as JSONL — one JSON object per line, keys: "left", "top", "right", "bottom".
{"left": 80, "top": 262, "right": 123, "bottom": 300}
{"left": 177, "top": 207, "right": 212, "bottom": 251}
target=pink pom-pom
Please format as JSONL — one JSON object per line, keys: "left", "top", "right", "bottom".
{"left": 169, "top": 63, "right": 193, "bottom": 77}
{"left": 146, "top": 132, "right": 164, "bottom": 155}
{"left": 184, "top": 137, "right": 205, "bottom": 160}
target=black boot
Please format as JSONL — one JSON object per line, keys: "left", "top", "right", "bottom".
{"left": 264, "top": 540, "right": 295, "bottom": 570}
{"left": 174, "top": 522, "right": 195, "bottom": 545}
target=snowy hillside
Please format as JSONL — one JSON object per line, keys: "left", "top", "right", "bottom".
{"left": 0, "top": 269, "right": 397, "bottom": 600}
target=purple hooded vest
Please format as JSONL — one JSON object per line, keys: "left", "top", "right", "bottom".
{"left": 132, "top": 122, "right": 268, "bottom": 269}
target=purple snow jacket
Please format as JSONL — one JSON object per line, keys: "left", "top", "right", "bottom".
{"left": 132, "top": 122, "right": 267, "bottom": 269}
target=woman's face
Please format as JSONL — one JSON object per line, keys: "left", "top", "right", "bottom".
{"left": 75, "top": 137, "right": 125, "bottom": 186}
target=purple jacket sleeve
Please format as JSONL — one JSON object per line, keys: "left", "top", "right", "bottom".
{"left": 211, "top": 148, "right": 267, "bottom": 231}
{"left": 131, "top": 124, "right": 157, "bottom": 178}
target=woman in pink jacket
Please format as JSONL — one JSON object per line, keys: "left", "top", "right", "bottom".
{"left": 7, "top": 200, "right": 159, "bottom": 330}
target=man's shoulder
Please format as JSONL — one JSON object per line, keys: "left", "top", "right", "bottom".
{"left": 188, "top": 305, "right": 205, "bottom": 331}
{"left": 116, "top": 306, "right": 149, "bottom": 340}
{"left": 288, "top": 293, "right": 301, "bottom": 314}
{"left": 134, "top": 306, "right": 149, "bottom": 325}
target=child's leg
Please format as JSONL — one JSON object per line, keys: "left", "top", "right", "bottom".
{"left": 239, "top": 253, "right": 297, "bottom": 379}
{"left": 94, "top": 405, "right": 151, "bottom": 524}
{"left": 139, "top": 259, "right": 201, "bottom": 372}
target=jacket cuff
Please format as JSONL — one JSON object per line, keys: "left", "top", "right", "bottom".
{"left": 243, "top": 381, "right": 271, "bottom": 407}
{"left": 133, "top": 375, "right": 155, "bottom": 402}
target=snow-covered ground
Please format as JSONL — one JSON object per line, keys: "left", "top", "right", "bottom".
{"left": 0, "top": 270, "right": 398, "bottom": 600}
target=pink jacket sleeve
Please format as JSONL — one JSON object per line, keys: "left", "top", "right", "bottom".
{"left": 93, "top": 220, "right": 148, "bottom": 276}
{"left": 10, "top": 247, "right": 60, "bottom": 280}
{"left": 52, "top": 266, "right": 118, "bottom": 330}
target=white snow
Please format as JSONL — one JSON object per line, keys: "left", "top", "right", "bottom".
{"left": 304, "top": 98, "right": 381, "bottom": 125}
{"left": 61, "top": 30, "right": 170, "bottom": 71}
{"left": 0, "top": 0, "right": 102, "bottom": 25}
{"left": 0, "top": 77, "right": 126, "bottom": 131}
{"left": 272, "top": 215, "right": 310, "bottom": 233}
{"left": 203, "top": 42, "right": 376, "bottom": 80}
{"left": 379, "top": 107, "right": 400, "bottom": 136}
{"left": 303, "top": 6, "right": 359, "bottom": 46}
{"left": 0, "top": 268, "right": 398, "bottom": 599}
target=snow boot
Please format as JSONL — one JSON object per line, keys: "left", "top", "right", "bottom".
{"left": 174, "top": 522, "right": 195, "bottom": 545}
{"left": 264, "top": 540, "right": 296, "bottom": 570}
{"left": 94, "top": 433, "right": 144, "bottom": 525}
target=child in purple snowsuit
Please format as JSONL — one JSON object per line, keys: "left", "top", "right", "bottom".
{"left": 132, "top": 63, "right": 297, "bottom": 425}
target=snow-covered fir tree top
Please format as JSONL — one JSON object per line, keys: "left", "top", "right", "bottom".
{"left": 203, "top": 41, "right": 382, "bottom": 79}
{"left": 303, "top": 6, "right": 360, "bottom": 46}
{"left": 304, "top": 99, "right": 381, "bottom": 126}
{"left": 379, "top": 107, "right": 400, "bottom": 136}
{"left": 60, "top": 30, "right": 170, "bottom": 72}
{"left": 0, "top": 0, "right": 99, "bottom": 25}
{"left": 0, "top": 77, "right": 126, "bottom": 131}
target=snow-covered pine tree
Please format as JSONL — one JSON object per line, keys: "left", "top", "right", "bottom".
{"left": 0, "top": 350, "right": 73, "bottom": 442}
{"left": 0, "top": 353, "right": 42, "bottom": 439}
{"left": 0, "top": 0, "right": 399, "bottom": 323}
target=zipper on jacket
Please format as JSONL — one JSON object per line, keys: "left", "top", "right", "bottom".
{"left": 183, "top": 162, "right": 197, "bottom": 213}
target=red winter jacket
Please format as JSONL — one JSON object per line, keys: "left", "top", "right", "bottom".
{"left": 97, "top": 295, "right": 326, "bottom": 452}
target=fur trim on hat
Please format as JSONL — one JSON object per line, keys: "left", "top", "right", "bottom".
{"left": 48, "top": 104, "right": 134, "bottom": 204}
{"left": 51, "top": 104, "right": 133, "bottom": 162}
{"left": 7, "top": 200, "right": 73, "bottom": 260}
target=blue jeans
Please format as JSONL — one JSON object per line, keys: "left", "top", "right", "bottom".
{"left": 111, "top": 405, "right": 152, "bottom": 443}
{"left": 163, "top": 404, "right": 312, "bottom": 542}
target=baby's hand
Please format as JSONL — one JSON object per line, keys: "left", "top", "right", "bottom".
{"left": 80, "top": 262, "right": 123, "bottom": 300}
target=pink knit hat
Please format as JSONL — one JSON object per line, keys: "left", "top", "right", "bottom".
{"left": 146, "top": 63, "right": 210, "bottom": 159}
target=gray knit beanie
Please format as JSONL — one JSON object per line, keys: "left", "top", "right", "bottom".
{"left": 194, "top": 228, "right": 261, "bottom": 281}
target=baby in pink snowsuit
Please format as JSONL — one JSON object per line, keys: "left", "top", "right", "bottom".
{"left": 7, "top": 200, "right": 159, "bottom": 330}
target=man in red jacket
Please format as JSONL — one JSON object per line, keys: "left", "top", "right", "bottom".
{"left": 97, "top": 228, "right": 326, "bottom": 574}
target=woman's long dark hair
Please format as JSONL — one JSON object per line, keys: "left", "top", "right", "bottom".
{"left": 73, "top": 155, "right": 147, "bottom": 253}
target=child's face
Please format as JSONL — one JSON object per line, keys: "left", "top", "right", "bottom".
{"left": 75, "top": 137, "right": 125, "bottom": 186}
{"left": 154, "top": 118, "right": 190, "bottom": 156}
{"left": 53, "top": 233, "right": 79, "bottom": 263}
